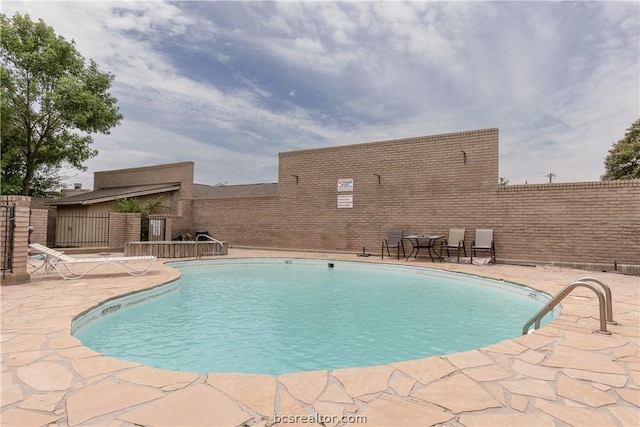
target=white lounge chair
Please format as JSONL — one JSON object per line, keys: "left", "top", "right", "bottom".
{"left": 28, "top": 243, "right": 156, "bottom": 280}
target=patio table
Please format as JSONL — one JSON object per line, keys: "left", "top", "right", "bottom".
{"left": 403, "top": 234, "right": 445, "bottom": 262}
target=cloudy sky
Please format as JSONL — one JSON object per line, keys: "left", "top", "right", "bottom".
{"left": 4, "top": 1, "right": 639, "bottom": 188}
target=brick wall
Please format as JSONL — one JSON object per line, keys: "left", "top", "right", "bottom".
{"left": 29, "top": 209, "right": 48, "bottom": 245}
{"left": 94, "top": 161, "right": 194, "bottom": 237}
{"left": 495, "top": 181, "right": 640, "bottom": 265}
{"left": 192, "top": 128, "right": 640, "bottom": 271}
{"left": 108, "top": 213, "right": 142, "bottom": 249}
{"left": 1, "top": 196, "right": 31, "bottom": 285}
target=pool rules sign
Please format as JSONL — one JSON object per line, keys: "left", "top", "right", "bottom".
{"left": 337, "top": 178, "right": 353, "bottom": 208}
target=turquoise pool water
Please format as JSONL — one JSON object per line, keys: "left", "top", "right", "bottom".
{"left": 74, "top": 259, "right": 556, "bottom": 375}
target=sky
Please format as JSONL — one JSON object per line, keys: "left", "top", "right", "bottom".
{"left": 3, "top": 1, "right": 639, "bottom": 189}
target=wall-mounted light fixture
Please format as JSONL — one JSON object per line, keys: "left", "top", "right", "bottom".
{"left": 461, "top": 150, "right": 467, "bottom": 164}
{"left": 291, "top": 174, "right": 299, "bottom": 184}
{"left": 373, "top": 173, "right": 381, "bottom": 185}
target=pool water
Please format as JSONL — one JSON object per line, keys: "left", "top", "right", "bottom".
{"left": 74, "top": 259, "right": 556, "bottom": 375}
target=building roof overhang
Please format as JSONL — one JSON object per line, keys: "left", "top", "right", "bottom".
{"left": 47, "top": 183, "right": 181, "bottom": 206}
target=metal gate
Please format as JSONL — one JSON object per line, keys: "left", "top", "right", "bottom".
{"left": 148, "top": 215, "right": 166, "bottom": 241}
{"left": 55, "top": 212, "right": 109, "bottom": 247}
{"left": 1, "top": 202, "right": 16, "bottom": 274}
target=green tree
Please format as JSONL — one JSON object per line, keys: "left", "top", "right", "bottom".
{"left": 0, "top": 13, "right": 122, "bottom": 196}
{"left": 602, "top": 119, "right": 640, "bottom": 180}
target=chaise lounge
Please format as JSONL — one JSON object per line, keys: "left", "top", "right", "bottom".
{"left": 28, "top": 243, "right": 157, "bottom": 280}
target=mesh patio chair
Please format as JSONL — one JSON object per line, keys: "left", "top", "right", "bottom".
{"left": 471, "top": 229, "right": 496, "bottom": 264}
{"left": 381, "top": 227, "right": 405, "bottom": 260}
{"left": 440, "top": 228, "right": 466, "bottom": 263}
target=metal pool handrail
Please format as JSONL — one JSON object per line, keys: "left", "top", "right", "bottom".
{"left": 575, "top": 276, "right": 616, "bottom": 325}
{"left": 522, "top": 279, "right": 613, "bottom": 336}
{"left": 195, "top": 234, "right": 225, "bottom": 258}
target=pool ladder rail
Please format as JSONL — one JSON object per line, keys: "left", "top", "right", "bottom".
{"left": 523, "top": 277, "right": 616, "bottom": 336}
{"left": 195, "top": 234, "right": 225, "bottom": 258}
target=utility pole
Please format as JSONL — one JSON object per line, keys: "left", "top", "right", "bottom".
{"left": 545, "top": 173, "right": 556, "bottom": 183}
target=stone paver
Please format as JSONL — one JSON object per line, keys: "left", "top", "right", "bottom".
{"left": 1, "top": 249, "right": 638, "bottom": 426}
{"left": 535, "top": 399, "right": 618, "bottom": 426}
{"left": 500, "top": 379, "right": 557, "bottom": 400}
{"left": 18, "top": 392, "right": 65, "bottom": 412}
{"left": 118, "top": 384, "right": 252, "bottom": 426}
{"left": 390, "top": 355, "right": 457, "bottom": 385}
{"left": 459, "top": 412, "right": 556, "bottom": 426}
{"left": 207, "top": 373, "right": 277, "bottom": 416}
{"left": 16, "top": 361, "right": 74, "bottom": 392}
{"left": 0, "top": 407, "right": 59, "bottom": 426}
{"left": 511, "top": 359, "right": 558, "bottom": 381}
{"left": 543, "top": 344, "right": 627, "bottom": 374}
{"left": 278, "top": 370, "right": 328, "bottom": 404}
{"left": 316, "top": 381, "right": 353, "bottom": 404}
{"left": 412, "top": 372, "right": 502, "bottom": 412}
{"left": 387, "top": 371, "right": 416, "bottom": 397}
{"left": 608, "top": 406, "right": 640, "bottom": 426}
{"left": 357, "top": 393, "right": 454, "bottom": 426}
{"left": 332, "top": 365, "right": 394, "bottom": 397}
{"left": 463, "top": 363, "right": 512, "bottom": 382}
{"left": 66, "top": 380, "right": 164, "bottom": 425}
{"left": 617, "top": 388, "right": 640, "bottom": 407}
{"left": 557, "top": 374, "right": 617, "bottom": 407}
{"left": 116, "top": 365, "right": 199, "bottom": 389}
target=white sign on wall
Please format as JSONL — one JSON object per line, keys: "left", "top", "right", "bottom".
{"left": 337, "top": 178, "right": 354, "bottom": 192}
{"left": 337, "top": 194, "right": 353, "bottom": 208}
{"left": 150, "top": 219, "right": 163, "bottom": 236}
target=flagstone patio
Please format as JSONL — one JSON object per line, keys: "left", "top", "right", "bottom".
{"left": 1, "top": 249, "right": 638, "bottom": 426}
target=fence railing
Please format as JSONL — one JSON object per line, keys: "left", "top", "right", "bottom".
{"left": 55, "top": 212, "right": 109, "bottom": 247}
{"left": 1, "top": 203, "right": 16, "bottom": 273}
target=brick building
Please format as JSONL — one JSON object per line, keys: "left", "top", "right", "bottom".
{"left": 44, "top": 128, "right": 640, "bottom": 272}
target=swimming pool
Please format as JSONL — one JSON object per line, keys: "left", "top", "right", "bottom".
{"left": 73, "top": 258, "right": 557, "bottom": 375}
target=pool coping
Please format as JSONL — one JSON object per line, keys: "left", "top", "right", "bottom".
{"left": 1, "top": 248, "right": 639, "bottom": 426}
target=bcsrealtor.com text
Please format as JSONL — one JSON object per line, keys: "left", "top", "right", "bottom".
{"left": 272, "top": 413, "right": 367, "bottom": 424}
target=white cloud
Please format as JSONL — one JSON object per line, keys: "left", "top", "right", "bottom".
{"left": 3, "top": 1, "right": 638, "bottom": 188}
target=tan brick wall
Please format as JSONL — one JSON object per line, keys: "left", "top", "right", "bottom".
{"left": 192, "top": 128, "right": 640, "bottom": 269}
{"left": 495, "top": 181, "right": 640, "bottom": 265}
{"left": 170, "top": 197, "right": 193, "bottom": 238}
{"left": 94, "top": 161, "right": 194, "bottom": 199}
{"left": 108, "top": 213, "right": 142, "bottom": 249}
{"left": 1, "top": 196, "right": 31, "bottom": 284}
{"left": 196, "top": 128, "right": 500, "bottom": 249}
{"left": 94, "top": 161, "right": 193, "bottom": 237}
{"left": 29, "top": 209, "right": 48, "bottom": 245}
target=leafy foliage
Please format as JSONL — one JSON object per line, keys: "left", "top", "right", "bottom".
{"left": 602, "top": 119, "right": 640, "bottom": 180}
{"left": 0, "top": 13, "right": 122, "bottom": 196}
{"left": 113, "top": 197, "right": 162, "bottom": 215}
{"left": 114, "top": 197, "right": 163, "bottom": 241}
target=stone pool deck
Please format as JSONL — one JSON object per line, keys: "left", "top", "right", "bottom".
{"left": 1, "top": 249, "right": 639, "bottom": 426}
